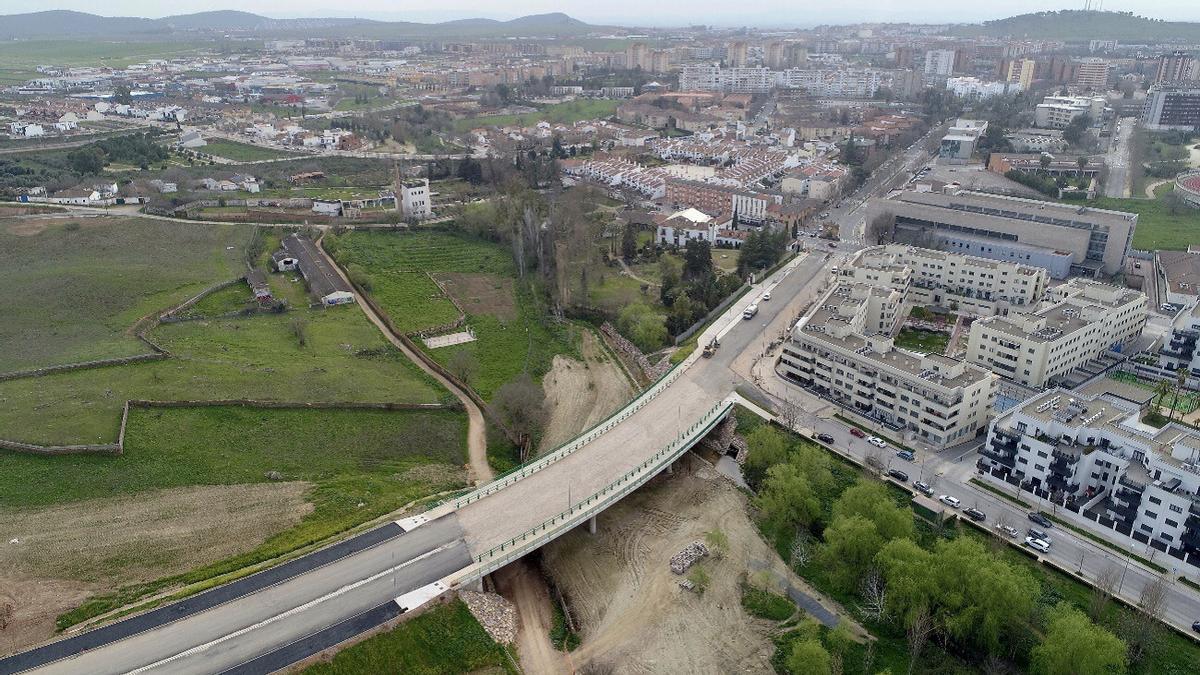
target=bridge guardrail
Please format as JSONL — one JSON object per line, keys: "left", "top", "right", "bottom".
{"left": 451, "top": 358, "right": 690, "bottom": 509}
{"left": 471, "top": 398, "right": 734, "bottom": 568}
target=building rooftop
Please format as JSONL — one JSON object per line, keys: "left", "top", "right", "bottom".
{"left": 887, "top": 188, "right": 1138, "bottom": 232}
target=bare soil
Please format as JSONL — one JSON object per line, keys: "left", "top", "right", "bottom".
{"left": 0, "top": 482, "right": 312, "bottom": 652}
{"left": 539, "top": 330, "right": 635, "bottom": 454}
{"left": 435, "top": 272, "right": 516, "bottom": 321}
{"left": 541, "top": 457, "right": 863, "bottom": 675}
{"left": 491, "top": 560, "right": 566, "bottom": 675}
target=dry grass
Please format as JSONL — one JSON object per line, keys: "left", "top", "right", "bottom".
{"left": 434, "top": 272, "right": 516, "bottom": 322}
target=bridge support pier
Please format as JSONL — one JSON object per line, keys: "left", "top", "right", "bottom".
{"left": 588, "top": 515, "right": 597, "bottom": 535}
{"left": 666, "top": 461, "right": 674, "bottom": 476}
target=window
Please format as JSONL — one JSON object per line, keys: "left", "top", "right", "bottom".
{"left": 1169, "top": 504, "right": 1183, "bottom": 514}
{"left": 1148, "top": 496, "right": 1162, "bottom": 505}
{"left": 1165, "top": 518, "right": 1179, "bottom": 528}
{"left": 1144, "top": 510, "right": 1158, "bottom": 519}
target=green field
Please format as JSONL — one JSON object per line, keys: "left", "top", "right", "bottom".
{"left": 0, "top": 40, "right": 219, "bottom": 68}
{"left": 455, "top": 99, "right": 619, "bottom": 132}
{"left": 1091, "top": 186, "right": 1199, "bottom": 251}
{"left": 331, "top": 230, "right": 576, "bottom": 399}
{"left": 893, "top": 327, "right": 950, "bottom": 354}
{"left": 201, "top": 139, "right": 297, "bottom": 162}
{"left": 304, "top": 600, "right": 514, "bottom": 675}
{"left": 0, "top": 218, "right": 247, "bottom": 373}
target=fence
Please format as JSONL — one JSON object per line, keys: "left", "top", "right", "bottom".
{"left": 469, "top": 398, "right": 734, "bottom": 574}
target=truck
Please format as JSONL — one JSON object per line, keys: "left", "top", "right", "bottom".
{"left": 742, "top": 303, "right": 759, "bottom": 320}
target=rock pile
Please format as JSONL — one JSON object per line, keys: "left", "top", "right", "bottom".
{"left": 460, "top": 590, "right": 517, "bottom": 644}
{"left": 670, "top": 541, "right": 709, "bottom": 574}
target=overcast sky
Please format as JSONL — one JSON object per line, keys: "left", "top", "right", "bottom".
{"left": 1, "top": 1, "right": 1198, "bottom": 26}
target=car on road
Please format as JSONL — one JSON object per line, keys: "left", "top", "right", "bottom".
{"left": 887, "top": 468, "right": 909, "bottom": 482}
{"left": 819, "top": 212, "right": 830, "bottom": 219}
{"left": 849, "top": 428, "right": 866, "bottom": 439}
{"left": 895, "top": 449, "right": 915, "bottom": 462}
{"left": 1192, "top": 620, "right": 1200, "bottom": 634}
{"left": 867, "top": 436, "right": 888, "bottom": 448}
{"left": 761, "top": 291, "right": 771, "bottom": 301}
{"left": 963, "top": 507, "right": 986, "bottom": 522}
{"left": 816, "top": 433, "right": 835, "bottom": 444}
{"left": 1028, "top": 528, "right": 1052, "bottom": 544}
{"left": 996, "top": 524, "right": 1019, "bottom": 538}
{"left": 938, "top": 495, "right": 961, "bottom": 509}
{"left": 1027, "top": 512, "right": 1054, "bottom": 529}
{"left": 913, "top": 481, "right": 934, "bottom": 497}
{"left": 1024, "top": 537, "right": 1051, "bottom": 553}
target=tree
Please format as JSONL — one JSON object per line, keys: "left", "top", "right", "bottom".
{"left": 906, "top": 605, "right": 935, "bottom": 675}
{"left": 113, "top": 83, "right": 133, "bottom": 105}
{"left": 621, "top": 222, "right": 638, "bottom": 261}
{"left": 493, "top": 372, "right": 547, "bottom": 461}
{"left": 447, "top": 350, "right": 479, "bottom": 387}
{"left": 1089, "top": 565, "right": 1121, "bottom": 620}
{"left": 1031, "top": 603, "right": 1127, "bottom": 675}
{"left": 743, "top": 425, "right": 789, "bottom": 488}
{"left": 682, "top": 238, "right": 714, "bottom": 282}
{"left": 1151, "top": 378, "right": 1172, "bottom": 414}
{"left": 68, "top": 146, "right": 106, "bottom": 174}
{"left": 875, "top": 538, "right": 935, "bottom": 625}
{"left": 1169, "top": 367, "right": 1188, "bottom": 422}
{"left": 1039, "top": 153, "right": 1053, "bottom": 172}
{"left": 1063, "top": 115, "right": 1092, "bottom": 147}
{"left": 931, "top": 537, "right": 1037, "bottom": 655}
{"left": 616, "top": 302, "right": 669, "bottom": 352}
{"left": 1076, "top": 155, "right": 1090, "bottom": 175}
{"left": 756, "top": 463, "right": 822, "bottom": 538}
{"left": 787, "top": 639, "right": 831, "bottom": 675}
{"left": 820, "top": 515, "right": 883, "bottom": 590}
{"left": 288, "top": 317, "right": 309, "bottom": 347}
{"left": 832, "top": 480, "right": 914, "bottom": 542}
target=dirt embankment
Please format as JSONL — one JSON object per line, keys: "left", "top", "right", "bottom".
{"left": 539, "top": 330, "right": 635, "bottom": 454}
{"left": 541, "top": 457, "right": 861, "bottom": 675}
{"left": 0, "top": 482, "right": 312, "bottom": 653}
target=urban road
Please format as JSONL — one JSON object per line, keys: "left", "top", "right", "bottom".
{"left": 5, "top": 248, "right": 1199, "bottom": 673}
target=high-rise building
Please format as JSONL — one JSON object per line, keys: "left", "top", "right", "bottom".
{"left": 765, "top": 41, "right": 786, "bottom": 69}
{"left": 1005, "top": 58, "right": 1036, "bottom": 90}
{"left": 625, "top": 43, "right": 649, "bottom": 71}
{"left": 1142, "top": 85, "right": 1200, "bottom": 132}
{"left": 1156, "top": 51, "right": 1198, "bottom": 84}
{"left": 650, "top": 50, "right": 672, "bottom": 74}
{"left": 728, "top": 41, "right": 748, "bottom": 68}
{"left": 1074, "top": 57, "right": 1111, "bottom": 90}
{"left": 924, "top": 49, "right": 956, "bottom": 77}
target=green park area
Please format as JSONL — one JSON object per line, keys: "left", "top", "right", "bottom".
{"left": 893, "top": 327, "right": 950, "bottom": 355}
{"left": 200, "top": 138, "right": 299, "bottom": 162}
{"left": 454, "top": 99, "right": 619, "bottom": 132}
{"left": 735, "top": 409, "right": 1200, "bottom": 674}
{"left": 1091, "top": 184, "right": 1199, "bottom": 252}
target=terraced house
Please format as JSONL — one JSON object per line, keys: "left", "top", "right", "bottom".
{"left": 981, "top": 382, "right": 1200, "bottom": 559}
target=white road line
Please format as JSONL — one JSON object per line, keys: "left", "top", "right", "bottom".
{"left": 122, "top": 545, "right": 454, "bottom": 674}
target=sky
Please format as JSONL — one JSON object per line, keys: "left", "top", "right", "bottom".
{"left": 1, "top": 1, "right": 1198, "bottom": 26}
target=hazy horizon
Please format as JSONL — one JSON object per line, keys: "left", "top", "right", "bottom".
{"left": 2, "top": 1, "right": 1199, "bottom": 28}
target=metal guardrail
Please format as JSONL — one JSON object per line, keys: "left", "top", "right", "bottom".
{"left": 471, "top": 398, "right": 734, "bottom": 567}
{"left": 452, "top": 359, "right": 690, "bottom": 509}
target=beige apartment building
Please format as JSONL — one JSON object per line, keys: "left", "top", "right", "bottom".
{"left": 966, "top": 279, "right": 1147, "bottom": 388}
{"left": 779, "top": 281, "right": 998, "bottom": 449}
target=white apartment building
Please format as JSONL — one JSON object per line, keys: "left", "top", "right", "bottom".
{"left": 844, "top": 244, "right": 1049, "bottom": 317}
{"left": 981, "top": 383, "right": 1200, "bottom": 557}
{"left": 779, "top": 281, "right": 998, "bottom": 449}
{"left": 398, "top": 178, "right": 431, "bottom": 219}
{"left": 966, "top": 279, "right": 1147, "bottom": 388}
{"left": 1035, "top": 95, "right": 1107, "bottom": 129}
{"left": 678, "top": 64, "right": 887, "bottom": 98}
{"left": 924, "top": 49, "right": 956, "bottom": 77}
{"left": 945, "top": 77, "right": 1015, "bottom": 100}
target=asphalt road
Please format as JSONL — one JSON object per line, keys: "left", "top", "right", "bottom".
{"left": 1105, "top": 117, "right": 1137, "bottom": 199}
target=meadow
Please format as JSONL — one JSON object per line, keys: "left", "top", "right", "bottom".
{"left": 454, "top": 99, "right": 619, "bottom": 132}
{"left": 200, "top": 138, "right": 298, "bottom": 162}
{"left": 0, "top": 217, "right": 248, "bottom": 372}
{"left": 1091, "top": 185, "right": 1198, "bottom": 251}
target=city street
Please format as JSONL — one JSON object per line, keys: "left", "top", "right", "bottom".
{"left": 1105, "top": 116, "right": 1137, "bottom": 198}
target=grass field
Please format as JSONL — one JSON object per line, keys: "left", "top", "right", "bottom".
{"left": 0, "top": 40, "right": 220, "bottom": 68}
{"left": 894, "top": 327, "right": 950, "bottom": 354}
{"left": 303, "top": 600, "right": 515, "bottom": 675}
{"left": 201, "top": 139, "right": 297, "bottom": 162}
{"left": 0, "top": 218, "right": 248, "bottom": 373}
{"left": 454, "top": 99, "right": 619, "bottom": 132}
{"left": 1091, "top": 186, "right": 1198, "bottom": 251}
{"left": 332, "top": 230, "right": 577, "bottom": 399}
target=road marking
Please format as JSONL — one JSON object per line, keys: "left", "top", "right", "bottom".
{"left": 123, "top": 545, "right": 455, "bottom": 674}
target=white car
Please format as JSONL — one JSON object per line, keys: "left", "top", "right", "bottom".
{"left": 761, "top": 291, "right": 771, "bottom": 301}
{"left": 1024, "top": 537, "right": 1051, "bottom": 553}
{"left": 995, "top": 524, "right": 1020, "bottom": 538}
{"left": 866, "top": 436, "right": 888, "bottom": 448}
{"left": 938, "top": 495, "right": 961, "bottom": 509}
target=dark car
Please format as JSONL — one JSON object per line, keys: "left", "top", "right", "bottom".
{"left": 963, "top": 507, "right": 986, "bottom": 522}
{"left": 816, "top": 433, "right": 835, "bottom": 444}
{"left": 896, "top": 449, "right": 916, "bottom": 462}
{"left": 850, "top": 428, "right": 866, "bottom": 439}
{"left": 1028, "top": 512, "right": 1054, "bottom": 529}
{"left": 913, "top": 481, "right": 934, "bottom": 497}
{"left": 1192, "top": 620, "right": 1200, "bottom": 634}
{"left": 887, "top": 468, "right": 909, "bottom": 483}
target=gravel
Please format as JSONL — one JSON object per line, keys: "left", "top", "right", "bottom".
{"left": 460, "top": 590, "right": 517, "bottom": 645}
{"left": 670, "top": 541, "right": 709, "bottom": 574}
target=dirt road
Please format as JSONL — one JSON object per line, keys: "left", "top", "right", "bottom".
{"left": 492, "top": 561, "right": 567, "bottom": 675}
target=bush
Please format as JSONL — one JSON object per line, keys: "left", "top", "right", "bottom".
{"left": 741, "top": 582, "right": 796, "bottom": 621}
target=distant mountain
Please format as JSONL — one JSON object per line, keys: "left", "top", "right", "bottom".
{"left": 0, "top": 10, "right": 596, "bottom": 40}
{"left": 946, "top": 10, "right": 1200, "bottom": 42}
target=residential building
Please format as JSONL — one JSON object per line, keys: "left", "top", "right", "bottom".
{"left": 1142, "top": 85, "right": 1200, "bottom": 132}
{"left": 1074, "top": 57, "right": 1111, "bottom": 90}
{"left": 924, "top": 49, "right": 956, "bottom": 77}
{"left": 1005, "top": 58, "right": 1036, "bottom": 90}
{"left": 778, "top": 281, "right": 998, "bottom": 449}
{"left": 1151, "top": 300, "right": 1200, "bottom": 388}
{"left": 945, "top": 77, "right": 1014, "bottom": 100}
{"left": 1159, "top": 249, "right": 1200, "bottom": 308}
{"left": 966, "top": 279, "right": 1147, "bottom": 388}
{"left": 397, "top": 178, "right": 432, "bottom": 219}
{"left": 980, "top": 381, "right": 1200, "bottom": 557}
{"left": 655, "top": 207, "right": 717, "bottom": 246}
{"left": 876, "top": 187, "right": 1137, "bottom": 278}
{"left": 1035, "top": 95, "right": 1107, "bottom": 129}
{"left": 273, "top": 233, "right": 355, "bottom": 306}
{"left": 728, "top": 41, "right": 748, "bottom": 68}
{"left": 937, "top": 119, "right": 988, "bottom": 163}
{"left": 1155, "top": 51, "right": 1197, "bottom": 85}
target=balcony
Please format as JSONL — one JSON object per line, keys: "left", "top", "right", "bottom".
{"left": 980, "top": 445, "right": 1017, "bottom": 468}
{"left": 1182, "top": 527, "right": 1200, "bottom": 552}
{"left": 1048, "top": 457, "right": 1074, "bottom": 478}
{"left": 1051, "top": 448, "right": 1079, "bottom": 464}
{"left": 1118, "top": 475, "right": 1146, "bottom": 492}
{"left": 1106, "top": 498, "right": 1139, "bottom": 523}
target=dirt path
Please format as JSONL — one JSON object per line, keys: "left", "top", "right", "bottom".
{"left": 539, "top": 330, "right": 636, "bottom": 454}
{"left": 316, "top": 237, "right": 491, "bottom": 485}
{"left": 1145, "top": 178, "right": 1172, "bottom": 199}
{"left": 618, "top": 258, "right": 659, "bottom": 287}
{"left": 492, "top": 561, "right": 567, "bottom": 675}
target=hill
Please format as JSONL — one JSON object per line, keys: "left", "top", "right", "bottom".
{"left": 946, "top": 10, "right": 1200, "bottom": 42}
{"left": 0, "top": 10, "right": 596, "bottom": 40}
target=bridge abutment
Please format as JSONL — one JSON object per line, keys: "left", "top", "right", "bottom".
{"left": 588, "top": 515, "right": 597, "bottom": 534}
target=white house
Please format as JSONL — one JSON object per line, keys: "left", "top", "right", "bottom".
{"left": 656, "top": 208, "right": 718, "bottom": 246}
{"left": 312, "top": 200, "right": 343, "bottom": 216}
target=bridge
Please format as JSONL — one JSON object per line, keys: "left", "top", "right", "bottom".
{"left": 0, "top": 253, "right": 827, "bottom": 675}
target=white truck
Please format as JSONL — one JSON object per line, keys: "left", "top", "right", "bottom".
{"left": 742, "top": 303, "right": 759, "bottom": 320}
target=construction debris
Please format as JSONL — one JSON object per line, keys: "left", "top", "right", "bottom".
{"left": 670, "top": 541, "right": 709, "bottom": 574}
{"left": 460, "top": 590, "right": 517, "bottom": 644}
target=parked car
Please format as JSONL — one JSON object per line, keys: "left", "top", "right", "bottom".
{"left": 1028, "top": 528, "right": 1052, "bottom": 544}
{"left": 913, "top": 481, "right": 934, "bottom": 497}
{"left": 996, "top": 524, "right": 1019, "bottom": 538}
{"left": 887, "top": 468, "right": 909, "bottom": 482}
{"left": 816, "top": 433, "right": 835, "bottom": 444}
{"left": 1192, "top": 620, "right": 1200, "bottom": 634}
{"left": 867, "top": 436, "right": 888, "bottom": 448}
{"left": 761, "top": 291, "right": 771, "bottom": 301}
{"left": 849, "top": 428, "right": 866, "bottom": 439}
{"left": 895, "top": 449, "right": 915, "bottom": 462}
{"left": 1024, "top": 537, "right": 1051, "bottom": 553}
{"left": 938, "top": 495, "right": 961, "bottom": 509}
{"left": 1027, "top": 512, "right": 1053, "bottom": 529}
{"left": 963, "top": 507, "right": 986, "bottom": 522}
